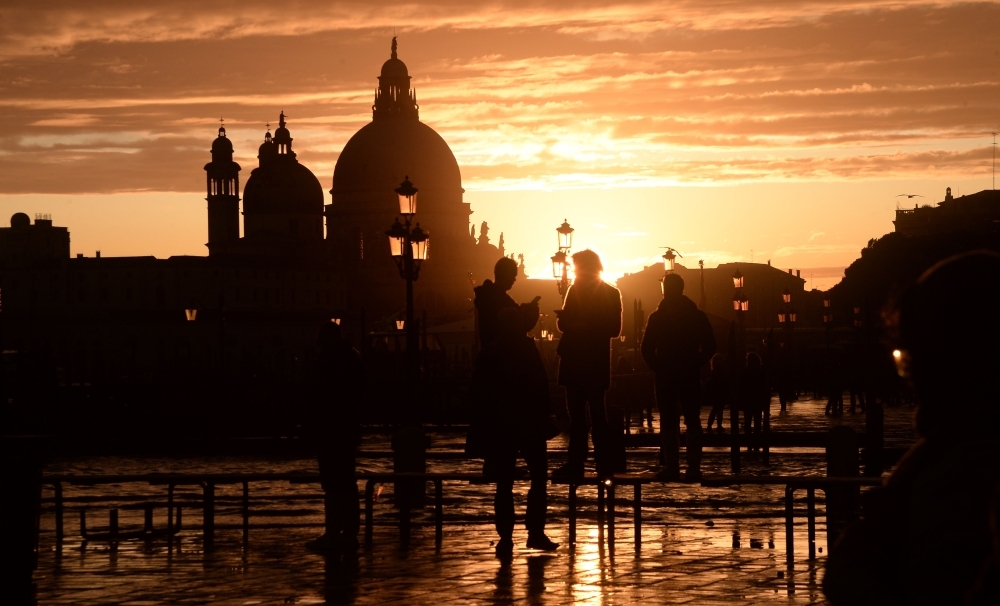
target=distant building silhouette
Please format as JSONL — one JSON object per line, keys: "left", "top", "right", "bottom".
{"left": 893, "top": 187, "right": 1000, "bottom": 236}
{"left": 0, "top": 39, "right": 510, "bottom": 390}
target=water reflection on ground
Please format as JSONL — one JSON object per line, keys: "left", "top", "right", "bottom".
{"left": 35, "top": 398, "right": 911, "bottom": 604}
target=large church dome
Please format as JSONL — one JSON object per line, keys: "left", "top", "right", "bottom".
{"left": 331, "top": 37, "right": 462, "bottom": 213}
{"left": 332, "top": 119, "right": 462, "bottom": 213}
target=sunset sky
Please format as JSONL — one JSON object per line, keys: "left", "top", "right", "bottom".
{"left": 1, "top": 1, "right": 998, "bottom": 289}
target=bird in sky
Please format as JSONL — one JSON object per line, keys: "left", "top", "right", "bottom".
{"left": 896, "top": 194, "right": 924, "bottom": 198}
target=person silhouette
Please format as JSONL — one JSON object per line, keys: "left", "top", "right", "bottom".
{"left": 553, "top": 250, "right": 623, "bottom": 479}
{"left": 705, "top": 354, "right": 730, "bottom": 432}
{"left": 824, "top": 251, "right": 1000, "bottom": 605}
{"left": 739, "top": 352, "right": 767, "bottom": 452}
{"left": 304, "top": 321, "right": 364, "bottom": 555}
{"left": 470, "top": 307, "right": 558, "bottom": 558}
{"left": 640, "top": 272, "right": 716, "bottom": 481}
{"left": 474, "top": 257, "right": 541, "bottom": 349}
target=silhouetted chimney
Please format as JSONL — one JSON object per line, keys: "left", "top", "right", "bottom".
{"left": 96, "top": 251, "right": 101, "bottom": 258}
{"left": 796, "top": 270, "right": 801, "bottom": 278}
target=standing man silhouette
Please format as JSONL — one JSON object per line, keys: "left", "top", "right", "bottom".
{"left": 305, "top": 321, "right": 364, "bottom": 554}
{"left": 553, "top": 250, "right": 622, "bottom": 478}
{"left": 641, "top": 273, "right": 716, "bottom": 481}
{"left": 471, "top": 308, "right": 558, "bottom": 558}
{"left": 474, "top": 257, "right": 540, "bottom": 349}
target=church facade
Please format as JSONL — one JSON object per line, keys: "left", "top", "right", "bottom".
{"left": 0, "top": 39, "right": 507, "bottom": 392}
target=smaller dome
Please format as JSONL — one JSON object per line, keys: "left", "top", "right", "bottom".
{"left": 380, "top": 57, "right": 409, "bottom": 80}
{"left": 212, "top": 132, "right": 233, "bottom": 155}
{"left": 258, "top": 137, "right": 276, "bottom": 161}
{"left": 10, "top": 212, "right": 30, "bottom": 228}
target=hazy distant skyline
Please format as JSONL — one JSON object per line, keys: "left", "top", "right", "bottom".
{"left": 2, "top": 1, "right": 998, "bottom": 289}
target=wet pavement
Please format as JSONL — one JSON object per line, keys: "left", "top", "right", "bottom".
{"left": 34, "top": 398, "right": 915, "bottom": 604}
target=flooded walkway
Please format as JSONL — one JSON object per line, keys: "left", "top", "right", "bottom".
{"left": 34, "top": 398, "right": 914, "bottom": 604}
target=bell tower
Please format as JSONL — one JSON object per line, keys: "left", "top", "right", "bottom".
{"left": 204, "top": 123, "right": 241, "bottom": 254}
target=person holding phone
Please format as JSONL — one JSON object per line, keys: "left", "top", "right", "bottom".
{"left": 473, "top": 257, "right": 540, "bottom": 348}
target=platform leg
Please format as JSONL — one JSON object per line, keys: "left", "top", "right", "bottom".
{"left": 434, "top": 479, "right": 443, "bottom": 546}
{"left": 785, "top": 485, "right": 795, "bottom": 568}
{"left": 633, "top": 483, "right": 641, "bottom": 550}
{"left": 242, "top": 481, "right": 250, "bottom": 543}
{"left": 568, "top": 484, "right": 577, "bottom": 546}
{"left": 54, "top": 482, "right": 64, "bottom": 546}
{"left": 365, "top": 480, "right": 375, "bottom": 547}
{"left": 607, "top": 483, "right": 616, "bottom": 547}
{"left": 807, "top": 488, "right": 816, "bottom": 561}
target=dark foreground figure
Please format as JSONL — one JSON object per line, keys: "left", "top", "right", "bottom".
{"left": 824, "top": 251, "right": 1000, "bottom": 605}
{"left": 473, "top": 256, "right": 540, "bottom": 349}
{"left": 554, "top": 250, "right": 623, "bottom": 478}
{"left": 470, "top": 308, "right": 558, "bottom": 558}
{"left": 304, "top": 322, "right": 364, "bottom": 555}
{"left": 640, "top": 272, "right": 716, "bottom": 481}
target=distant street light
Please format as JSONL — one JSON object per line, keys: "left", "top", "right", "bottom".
{"left": 552, "top": 219, "right": 574, "bottom": 298}
{"left": 661, "top": 247, "right": 681, "bottom": 273}
{"left": 556, "top": 219, "right": 574, "bottom": 250}
{"left": 732, "top": 267, "right": 747, "bottom": 327}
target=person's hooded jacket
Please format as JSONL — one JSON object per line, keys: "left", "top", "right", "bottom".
{"left": 640, "top": 294, "right": 716, "bottom": 384}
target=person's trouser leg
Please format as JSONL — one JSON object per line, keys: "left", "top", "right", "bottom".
{"left": 522, "top": 439, "right": 548, "bottom": 536}
{"left": 587, "top": 389, "right": 612, "bottom": 475}
{"left": 492, "top": 452, "right": 516, "bottom": 540}
{"left": 565, "top": 388, "right": 589, "bottom": 471}
{"left": 656, "top": 382, "right": 681, "bottom": 476}
{"left": 320, "top": 449, "right": 358, "bottom": 544}
{"left": 706, "top": 402, "right": 718, "bottom": 430}
{"left": 680, "top": 384, "right": 702, "bottom": 474}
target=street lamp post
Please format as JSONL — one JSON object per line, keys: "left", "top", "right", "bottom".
{"left": 732, "top": 267, "right": 748, "bottom": 327}
{"left": 386, "top": 177, "right": 432, "bottom": 512}
{"left": 778, "top": 287, "right": 796, "bottom": 339}
{"left": 386, "top": 176, "right": 430, "bottom": 382}
{"left": 551, "top": 219, "right": 574, "bottom": 299}
{"left": 822, "top": 296, "right": 833, "bottom": 349}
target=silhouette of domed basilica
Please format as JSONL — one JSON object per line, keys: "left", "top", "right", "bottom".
{"left": 202, "top": 37, "right": 507, "bottom": 320}
{"left": 0, "top": 39, "right": 512, "bottom": 392}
